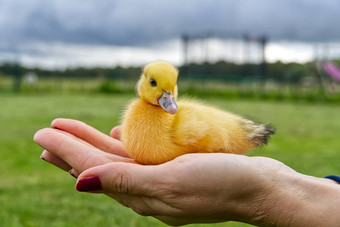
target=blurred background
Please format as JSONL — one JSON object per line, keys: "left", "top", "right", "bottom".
{"left": 1, "top": 0, "right": 340, "bottom": 226}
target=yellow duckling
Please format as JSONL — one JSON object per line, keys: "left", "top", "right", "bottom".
{"left": 121, "top": 61, "right": 275, "bottom": 164}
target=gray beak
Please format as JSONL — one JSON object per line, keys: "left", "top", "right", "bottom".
{"left": 158, "top": 90, "right": 178, "bottom": 114}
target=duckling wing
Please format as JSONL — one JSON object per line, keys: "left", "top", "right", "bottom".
{"left": 173, "top": 100, "right": 241, "bottom": 153}
{"left": 172, "top": 100, "right": 264, "bottom": 154}
{"left": 173, "top": 101, "right": 210, "bottom": 148}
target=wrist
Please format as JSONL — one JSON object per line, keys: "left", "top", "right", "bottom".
{"left": 241, "top": 170, "right": 340, "bottom": 227}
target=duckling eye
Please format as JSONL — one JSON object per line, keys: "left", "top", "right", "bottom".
{"left": 150, "top": 78, "right": 157, "bottom": 87}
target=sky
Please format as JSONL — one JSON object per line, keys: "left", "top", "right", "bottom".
{"left": 1, "top": 0, "right": 340, "bottom": 68}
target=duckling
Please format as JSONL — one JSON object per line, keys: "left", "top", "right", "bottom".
{"left": 121, "top": 61, "right": 275, "bottom": 164}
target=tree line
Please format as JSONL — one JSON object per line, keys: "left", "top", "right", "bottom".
{"left": 0, "top": 60, "right": 331, "bottom": 83}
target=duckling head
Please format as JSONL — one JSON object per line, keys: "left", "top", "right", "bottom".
{"left": 137, "top": 61, "right": 178, "bottom": 114}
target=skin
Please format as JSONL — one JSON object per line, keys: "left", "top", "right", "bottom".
{"left": 34, "top": 118, "right": 340, "bottom": 227}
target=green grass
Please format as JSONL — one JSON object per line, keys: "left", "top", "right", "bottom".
{"left": 1, "top": 93, "right": 340, "bottom": 227}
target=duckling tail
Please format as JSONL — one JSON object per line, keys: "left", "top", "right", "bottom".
{"left": 253, "top": 124, "right": 275, "bottom": 146}
{"left": 242, "top": 121, "right": 276, "bottom": 147}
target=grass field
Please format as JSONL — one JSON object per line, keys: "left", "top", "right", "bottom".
{"left": 1, "top": 93, "right": 340, "bottom": 227}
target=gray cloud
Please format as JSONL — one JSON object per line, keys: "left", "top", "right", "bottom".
{"left": 0, "top": 0, "right": 340, "bottom": 46}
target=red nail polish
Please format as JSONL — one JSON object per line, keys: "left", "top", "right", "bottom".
{"left": 76, "top": 176, "right": 102, "bottom": 192}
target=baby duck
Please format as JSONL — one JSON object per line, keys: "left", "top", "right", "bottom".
{"left": 121, "top": 61, "right": 275, "bottom": 164}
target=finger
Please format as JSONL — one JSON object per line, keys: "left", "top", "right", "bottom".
{"left": 77, "top": 163, "right": 195, "bottom": 217}
{"left": 40, "top": 149, "right": 81, "bottom": 179}
{"left": 40, "top": 150, "right": 72, "bottom": 172}
{"left": 51, "top": 118, "right": 129, "bottom": 157}
{"left": 110, "top": 126, "right": 121, "bottom": 140}
{"left": 76, "top": 162, "right": 166, "bottom": 196}
{"left": 76, "top": 162, "right": 173, "bottom": 216}
{"left": 34, "top": 128, "right": 130, "bottom": 173}
{"left": 48, "top": 127, "right": 97, "bottom": 149}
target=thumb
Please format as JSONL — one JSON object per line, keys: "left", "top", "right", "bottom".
{"left": 75, "top": 162, "right": 164, "bottom": 196}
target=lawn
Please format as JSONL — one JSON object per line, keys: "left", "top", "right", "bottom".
{"left": 1, "top": 93, "right": 339, "bottom": 227}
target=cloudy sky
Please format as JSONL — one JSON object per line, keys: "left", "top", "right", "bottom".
{"left": 0, "top": 0, "right": 340, "bottom": 68}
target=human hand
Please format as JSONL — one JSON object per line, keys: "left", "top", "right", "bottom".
{"left": 34, "top": 119, "right": 340, "bottom": 226}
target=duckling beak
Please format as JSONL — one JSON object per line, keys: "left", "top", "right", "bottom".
{"left": 158, "top": 90, "right": 178, "bottom": 115}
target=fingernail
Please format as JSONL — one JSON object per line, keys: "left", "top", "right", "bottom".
{"left": 51, "top": 118, "right": 61, "bottom": 128}
{"left": 33, "top": 130, "right": 42, "bottom": 143}
{"left": 76, "top": 176, "right": 102, "bottom": 192}
{"left": 69, "top": 169, "right": 78, "bottom": 179}
{"left": 40, "top": 154, "right": 47, "bottom": 161}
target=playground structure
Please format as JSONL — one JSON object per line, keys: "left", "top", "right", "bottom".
{"left": 181, "top": 32, "right": 268, "bottom": 79}
{"left": 181, "top": 32, "right": 340, "bottom": 97}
